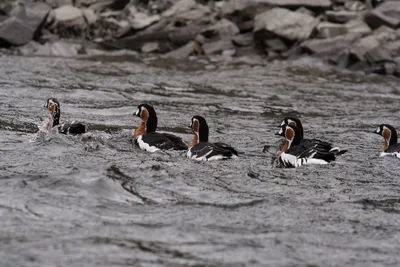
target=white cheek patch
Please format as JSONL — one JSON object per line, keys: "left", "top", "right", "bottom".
{"left": 280, "top": 121, "right": 285, "bottom": 126}
{"left": 376, "top": 127, "right": 381, "bottom": 133}
{"left": 278, "top": 127, "right": 283, "bottom": 135}
{"left": 135, "top": 108, "right": 140, "bottom": 116}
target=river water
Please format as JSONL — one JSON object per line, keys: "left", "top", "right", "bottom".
{"left": 0, "top": 54, "right": 399, "bottom": 267}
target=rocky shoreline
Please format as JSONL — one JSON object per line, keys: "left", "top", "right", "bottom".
{"left": 1, "top": 0, "right": 400, "bottom": 76}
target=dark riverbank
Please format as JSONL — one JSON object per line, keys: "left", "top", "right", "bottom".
{"left": 1, "top": 0, "right": 400, "bottom": 77}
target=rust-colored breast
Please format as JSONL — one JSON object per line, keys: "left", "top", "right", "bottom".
{"left": 382, "top": 128, "right": 391, "bottom": 151}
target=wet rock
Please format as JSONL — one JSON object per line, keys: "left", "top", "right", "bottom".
{"left": 0, "top": 17, "right": 33, "bottom": 47}
{"left": 364, "top": 10, "right": 400, "bottom": 30}
{"left": 82, "top": 8, "right": 97, "bottom": 24}
{"left": 128, "top": 7, "right": 160, "bottom": 31}
{"left": 264, "top": 38, "right": 288, "bottom": 52}
{"left": 344, "top": 1, "right": 367, "bottom": 12}
{"left": 254, "top": 8, "right": 319, "bottom": 42}
{"left": 35, "top": 41, "right": 85, "bottom": 57}
{"left": 162, "top": 0, "right": 197, "bottom": 18}
{"left": 176, "top": 5, "right": 211, "bottom": 21}
{"left": 326, "top": 10, "right": 362, "bottom": 24}
{"left": 141, "top": 42, "right": 159, "bottom": 53}
{"left": 164, "top": 41, "right": 193, "bottom": 58}
{"left": 0, "top": 2, "right": 51, "bottom": 47}
{"left": 222, "top": 0, "right": 332, "bottom": 19}
{"left": 201, "top": 19, "right": 239, "bottom": 40}
{"left": 317, "top": 22, "right": 348, "bottom": 39}
{"left": 46, "top": 0, "right": 73, "bottom": 8}
{"left": 364, "top": 46, "right": 393, "bottom": 64}
{"left": 237, "top": 20, "right": 254, "bottom": 33}
{"left": 383, "top": 40, "right": 400, "bottom": 56}
{"left": 375, "top": 0, "right": 400, "bottom": 21}
{"left": 301, "top": 33, "right": 361, "bottom": 54}
{"left": 232, "top": 34, "right": 253, "bottom": 47}
{"left": 373, "top": 25, "right": 397, "bottom": 43}
{"left": 326, "top": 48, "right": 350, "bottom": 68}
{"left": 296, "top": 7, "right": 315, "bottom": 17}
{"left": 47, "top": 5, "right": 86, "bottom": 29}
{"left": 76, "top": 0, "right": 129, "bottom": 10}
{"left": 345, "top": 20, "right": 371, "bottom": 36}
{"left": 203, "top": 39, "right": 235, "bottom": 55}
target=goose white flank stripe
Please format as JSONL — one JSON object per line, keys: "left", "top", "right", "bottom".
{"left": 132, "top": 104, "right": 187, "bottom": 152}
{"left": 374, "top": 124, "right": 400, "bottom": 159}
{"left": 279, "top": 117, "right": 347, "bottom": 156}
{"left": 187, "top": 116, "right": 238, "bottom": 161}
{"left": 276, "top": 124, "right": 336, "bottom": 168}
{"left": 137, "top": 135, "right": 160, "bottom": 153}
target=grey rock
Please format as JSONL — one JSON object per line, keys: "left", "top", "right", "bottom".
{"left": 46, "top": 0, "right": 73, "bottom": 8}
{"left": 176, "top": 5, "right": 211, "bottom": 21}
{"left": 326, "top": 48, "right": 350, "bottom": 68}
{"left": 326, "top": 10, "right": 362, "bottom": 24}
{"left": 203, "top": 39, "right": 235, "bottom": 55}
{"left": 344, "top": 1, "right": 367, "bottom": 12}
{"left": 296, "top": 7, "right": 315, "bottom": 17}
{"left": 317, "top": 22, "right": 348, "bottom": 39}
{"left": 164, "top": 41, "right": 193, "bottom": 58}
{"left": 232, "top": 34, "right": 253, "bottom": 47}
{"left": 373, "top": 25, "right": 397, "bottom": 43}
{"left": 162, "top": 0, "right": 197, "bottom": 17}
{"left": 254, "top": 8, "right": 319, "bottom": 41}
{"left": 222, "top": 0, "right": 332, "bottom": 18}
{"left": 129, "top": 12, "right": 160, "bottom": 30}
{"left": 365, "top": 10, "right": 400, "bottom": 29}
{"left": 35, "top": 41, "right": 84, "bottom": 57}
{"left": 0, "top": 17, "right": 34, "bottom": 46}
{"left": 345, "top": 19, "right": 371, "bottom": 36}
{"left": 82, "top": 8, "right": 97, "bottom": 24}
{"left": 383, "top": 40, "right": 400, "bottom": 56}
{"left": 201, "top": 19, "right": 239, "bottom": 39}
{"left": 47, "top": 5, "right": 85, "bottom": 27}
{"left": 364, "top": 46, "right": 392, "bottom": 64}
{"left": 301, "top": 32, "right": 361, "bottom": 54}
{"left": 141, "top": 42, "right": 159, "bottom": 53}
{"left": 375, "top": 0, "right": 400, "bottom": 20}
{"left": 264, "top": 38, "right": 288, "bottom": 52}
{"left": 0, "top": 1, "right": 51, "bottom": 46}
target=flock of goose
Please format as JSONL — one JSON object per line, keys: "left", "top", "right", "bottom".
{"left": 43, "top": 98, "right": 400, "bottom": 167}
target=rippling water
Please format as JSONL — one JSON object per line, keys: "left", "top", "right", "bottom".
{"left": 1, "top": 54, "right": 399, "bottom": 267}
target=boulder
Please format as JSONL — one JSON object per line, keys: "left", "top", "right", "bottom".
{"left": 317, "top": 22, "right": 348, "bottom": 38}
{"left": 364, "top": 10, "right": 400, "bottom": 29}
{"left": 141, "top": 42, "right": 159, "bottom": 53}
{"left": 264, "top": 38, "right": 288, "bottom": 52}
{"left": 344, "top": 1, "right": 367, "bottom": 12}
{"left": 383, "top": 40, "right": 400, "bottom": 56}
{"left": 35, "top": 41, "right": 84, "bottom": 57}
{"left": 162, "top": 0, "right": 197, "bottom": 18}
{"left": 326, "top": 10, "right": 362, "bottom": 24}
{"left": 375, "top": 1, "right": 400, "bottom": 20}
{"left": 373, "top": 25, "right": 397, "bottom": 43}
{"left": 254, "top": 8, "right": 319, "bottom": 42}
{"left": 82, "top": 8, "right": 97, "bottom": 24}
{"left": 0, "top": 2, "right": 51, "bottom": 47}
{"left": 128, "top": 11, "right": 160, "bottom": 31}
{"left": 301, "top": 32, "right": 361, "bottom": 54}
{"left": 232, "top": 34, "right": 253, "bottom": 47}
{"left": 47, "top": 5, "right": 85, "bottom": 27}
{"left": 203, "top": 39, "right": 235, "bottom": 55}
{"left": 0, "top": 17, "right": 34, "bottom": 46}
{"left": 364, "top": 46, "right": 393, "bottom": 64}
{"left": 46, "top": 0, "right": 73, "bottom": 8}
{"left": 164, "top": 41, "right": 194, "bottom": 58}
{"left": 201, "top": 19, "right": 239, "bottom": 39}
{"left": 345, "top": 19, "right": 371, "bottom": 36}
{"left": 222, "top": 0, "right": 332, "bottom": 18}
